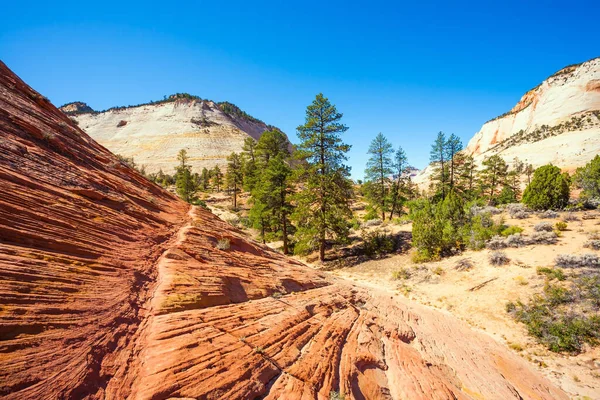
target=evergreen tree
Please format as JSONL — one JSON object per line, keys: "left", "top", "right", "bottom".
{"left": 522, "top": 165, "right": 570, "bottom": 210}
{"left": 524, "top": 163, "right": 534, "bottom": 185}
{"left": 445, "top": 133, "right": 463, "bottom": 190}
{"left": 292, "top": 93, "right": 353, "bottom": 261}
{"left": 364, "top": 133, "right": 393, "bottom": 220}
{"left": 175, "top": 149, "right": 196, "bottom": 203}
{"left": 455, "top": 153, "right": 478, "bottom": 198}
{"left": 507, "top": 157, "right": 524, "bottom": 199}
{"left": 430, "top": 131, "right": 448, "bottom": 198}
{"left": 212, "top": 165, "right": 223, "bottom": 192}
{"left": 573, "top": 155, "right": 600, "bottom": 200}
{"left": 242, "top": 137, "right": 259, "bottom": 191}
{"left": 256, "top": 129, "right": 289, "bottom": 165}
{"left": 225, "top": 153, "right": 243, "bottom": 208}
{"left": 389, "top": 145, "right": 410, "bottom": 219}
{"left": 479, "top": 155, "right": 508, "bottom": 203}
{"left": 200, "top": 167, "right": 210, "bottom": 191}
{"left": 251, "top": 154, "right": 294, "bottom": 253}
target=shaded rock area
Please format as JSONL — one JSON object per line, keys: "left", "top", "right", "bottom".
{"left": 0, "top": 61, "right": 568, "bottom": 399}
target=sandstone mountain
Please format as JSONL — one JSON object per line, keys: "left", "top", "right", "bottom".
{"left": 0, "top": 61, "right": 568, "bottom": 399}
{"left": 60, "top": 95, "right": 278, "bottom": 174}
{"left": 415, "top": 56, "right": 600, "bottom": 186}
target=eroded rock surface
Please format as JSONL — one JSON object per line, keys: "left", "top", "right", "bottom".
{"left": 1, "top": 61, "right": 568, "bottom": 399}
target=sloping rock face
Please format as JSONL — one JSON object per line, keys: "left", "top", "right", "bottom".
{"left": 61, "top": 96, "right": 275, "bottom": 174}
{"left": 0, "top": 61, "right": 568, "bottom": 399}
{"left": 415, "top": 57, "right": 600, "bottom": 187}
{"left": 465, "top": 56, "right": 600, "bottom": 171}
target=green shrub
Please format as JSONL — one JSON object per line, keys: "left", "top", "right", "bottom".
{"left": 573, "top": 155, "right": 600, "bottom": 200}
{"left": 362, "top": 229, "right": 395, "bottom": 258}
{"left": 391, "top": 268, "right": 411, "bottom": 280}
{"left": 522, "top": 165, "right": 570, "bottom": 210}
{"left": 536, "top": 266, "right": 566, "bottom": 281}
{"left": 555, "top": 221, "right": 568, "bottom": 231}
{"left": 501, "top": 225, "right": 523, "bottom": 237}
{"left": 497, "top": 185, "right": 517, "bottom": 205}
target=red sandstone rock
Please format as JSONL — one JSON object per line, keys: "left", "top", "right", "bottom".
{"left": 0, "top": 61, "right": 567, "bottom": 399}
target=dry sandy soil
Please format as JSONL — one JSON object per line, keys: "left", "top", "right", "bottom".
{"left": 330, "top": 210, "right": 600, "bottom": 399}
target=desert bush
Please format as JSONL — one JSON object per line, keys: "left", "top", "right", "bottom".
{"left": 555, "top": 221, "right": 568, "bottom": 231}
{"left": 489, "top": 251, "right": 510, "bottom": 265}
{"left": 555, "top": 254, "right": 600, "bottom": 268}
{"left": 391, "top": 268, "right": 411, "bottom": 280}
{"left": 528, "top": 231, "right": 558, "bottom": 245}
{"left": 363, "top": 218, "right": 382, "bottom": 227}
{"left": 562, "top": 212, "right": 579, "bottom": 222}
{"left": 505, "top": 203, "right": 530, "bottom": 218}
{"left": 471, "top": 205, "right": 501, "bottom": 215}
{"left": 505, "top": 233, "right": 526, "bottom": 247}
{"left": 501, "top": 225, "right": 523, "bottom": 237}
{"left": 486, "top": 235, "right": 507, "bottom": 250}
{"left": 537, "top": 266, "right": 566, "bottom": 281}
{"left": 216, "top": 238, "right": 231, "bottom": 250}
{"left": 329, "top": 391, "right": 346, "bottom": 400}
{"left": 572, "top": 155, "right": 600, "bottom": 200}
{"left": 534, "top": 222, "right": 554, "bottom": 232}
{"left": 455, "top": 258, "right": 474, "bottom": 271}
{"left": 538, "top": 210, "right": 559, "bottom": 219}
{"left": 361, "top": 228, "right": 395, "bottom": 258}
{"left": 522, "top": 165, "right": 570, "bottom": 210}
{"left": 584, "top": 240, "right": 600, "bottom": 250}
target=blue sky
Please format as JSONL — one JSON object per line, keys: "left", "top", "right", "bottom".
{"left": 1, "top": 0, "right": 598, "bottom": 178}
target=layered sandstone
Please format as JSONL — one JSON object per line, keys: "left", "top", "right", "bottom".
{"left": 0, "top": 61, "right": 568, "bottom": 399}
{"left": 415, "top": 56, "right": 600, "bottom": 186}
{"left": 61, "top": 96, "right": 275, "bottom": 174}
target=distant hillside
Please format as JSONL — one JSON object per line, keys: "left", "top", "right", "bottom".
{"left": 415, "top": 56, "right": 600, "bottom": 187}
{"left": 60, "top": 94, "right": 283, "bottom": 173}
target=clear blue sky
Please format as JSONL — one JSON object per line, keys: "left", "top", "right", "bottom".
{"left": 1, "top": 0, "right": 598, "bottom": 178}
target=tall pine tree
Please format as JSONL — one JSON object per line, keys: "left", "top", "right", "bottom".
{"left": 430, "top": 131, "right": 448, "bottom": 198}
{"left": 292, "top": 93, "right": 353, "bottom": 261}
{"left": 364, "top": 133, "right": 393, "bottom": 220}
{"left": 225, "top": 152, "right": 243, "bottom": 208}
{"left": 175, "top": 149, "right": 196, "bottom": 203}
{"left": 389, "top": 146, "right": 410, "bottom": 219}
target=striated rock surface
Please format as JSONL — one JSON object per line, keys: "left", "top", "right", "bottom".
{"left": 1, "top": 61, "right": 568, "bottom": 399}
{"left": 415, "top": 56, "right": 600, "bottom": 187}
{"left": 60, "top": 95, "right": 278, "bottom": 174}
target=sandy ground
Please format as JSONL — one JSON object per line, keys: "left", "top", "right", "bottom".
{"left": 331, "top": 211, "right": 600, "bottom": 399}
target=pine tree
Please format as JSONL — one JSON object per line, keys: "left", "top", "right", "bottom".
{"left": 175, "top": 149, "right": 196, "bottom": 203}
{"left": 479, "top": 155, "right": 508, "bottom": 203}
{"left": 364, "top": 133, "right": 393, "bottom": 220}
{"left": 522, "top": 165, "right": 570, "bottom": 210}
{"left": 430, "top": 131, "right": 448, "bottom": 198}
{"left": 225, "top": 153, "right": 243, "bottom": 208}
{"left": 524, "top": 163, "right": 534, "bottom": 185}
{"left": 200, "top": 167, "right": 210, "bottom": 191}
{"left": 242, "top": 137, "right": 259, "bottom": 192}
{"left": 445, "top": 133, "right": 463, "bottom": 190}
{"left": 389, "top": 145, "right": 410, "bottom": 219}
{"left": 256, "top": 129, "right": 289, "bottom": 164}
{"left": 292, "top": 93, "right": 353, "bottom": 261}
{"left": 250, "top": 154, "right": 294, "bottom": 253}
{"left": 212, "top": 165, "right": 223, "bottom": 192}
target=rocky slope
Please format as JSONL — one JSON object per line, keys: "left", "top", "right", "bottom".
{"left": 0, "top": 61, "right": 569, "bottom": 399}
{"left": 60, "top": 95, "right": 276, "bottom": 174}
{"left": 415, "top": 56, "right": 600, "bottom": 186}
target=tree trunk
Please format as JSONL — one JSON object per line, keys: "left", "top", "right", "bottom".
{"left": 282, "top": 213, "right": 288, "bottom": 255}
{"left": 319, "top": 236, "right": 325, "bottom": 262}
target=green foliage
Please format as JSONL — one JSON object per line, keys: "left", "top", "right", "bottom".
{"left": 501, "top": 225, "right": 523, "bottom": 237}
{"left": 256, "top": 129, "right": 289, "bottom": 164}
{"left": 480, "top": 155, "right": 508, "bottom": 202}
{"left": 508, "top": 275, "right": 600, "bottom": 353}
{"left": 573, "top": 154, "right": 600, "bottom": 200}
{"left": 361, "top": 228, "right": 395, "bottom": 258}
{"left": 250, "top": 154, "right": 294, "bottom": 253}
{"left": 292, "top": 93, "right": 353, "bottom": 261}
{"left": 211, "top": 165, "right": 223, "bottom": 192}
{"left": 225, "top": 152, "right": 244, "bottom": 208}
{"left": 388, "top": 145, "right": 411, "bottom": 219}
{"left": 496, "top": 185, "right": 517, "bottom": 205}
{"left": 364, "top": 133, "right": 393, "bottom": 220}
{"left": 522, "top": 165, "right": 570, "bottom": 210}
{"left": 555, "top": 221, "right": 568, "bottom": 231}
{"left": 175, "top": 149, "right": 197, "bottom": 203}
{"left": 536, "top": 266, "right": 566, "bottom": 281}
